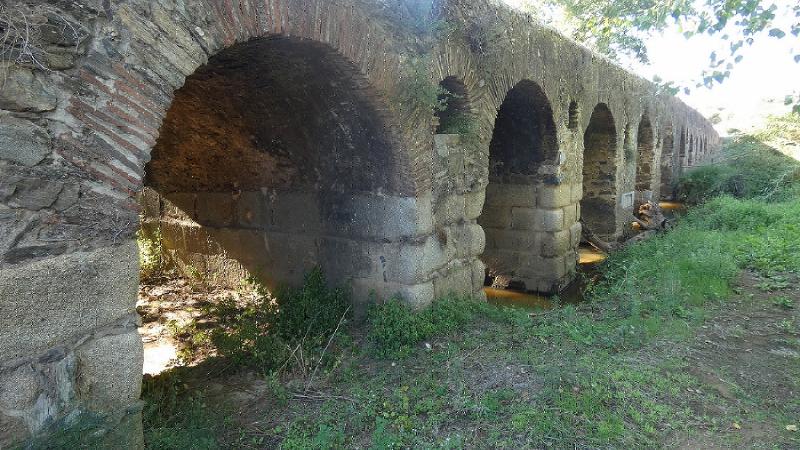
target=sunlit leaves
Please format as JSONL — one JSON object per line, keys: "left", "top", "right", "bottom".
{"left": 536, "top": 0, "right": 799, "bottom": 95}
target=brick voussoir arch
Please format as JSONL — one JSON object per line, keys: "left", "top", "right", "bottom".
{"left": 69, "top": 0, "right": 420, "bottom": 200}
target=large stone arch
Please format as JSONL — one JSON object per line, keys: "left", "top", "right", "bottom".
{"left": 659, "top": 122, "right": 676, "bottom": 199}
{"left": 0, "top": 1, "right": 434, "bottom": 446}
{"left": 635, "top": 112, "right": 656, "bottom": 200}
{"left": 478, "top": 80, "right": 573, "bottom": 292}
{"left": 141, "top": 36, "right": 413, "bottom": 297}
{"left": 581, "top": 103, "right": 618, "bottom": 240}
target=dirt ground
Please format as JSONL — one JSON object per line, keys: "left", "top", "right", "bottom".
{"left": 668, "top": 271, "right": 800, "bottom": 448}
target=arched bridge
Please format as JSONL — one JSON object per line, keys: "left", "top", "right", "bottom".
{"left": 0, "top": 0, "right": 718, "bottom": 444}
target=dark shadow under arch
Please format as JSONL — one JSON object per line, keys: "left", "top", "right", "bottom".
{"left": 635, "top": 114, "right": 655, "bottom": 195}
{"left": 488, "top": 80, "right": 559, "bottom": 177}
{"left": 478, "top": 80, "right": 558, "bottom": 289}
{"left": 581, "top": 103, "right": 618, "bottom": 238}
{"left": 142, "top": 36, "right": 405, "bottom": 292}
{"left": 581, "top": 103, "right": 617, "bottom": 237}
{"left": 659, "top": 124, "right": 675, "bottom": 199}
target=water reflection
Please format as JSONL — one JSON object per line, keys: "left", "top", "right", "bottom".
{"left": 658, "top": 201, "right": 684, "bottom": 211}
{"left": 486, "top": 244, "right": 605, "bottom": 310}
{"left": 579, "top": 245, "right": 607, "bottom": 265}
{"left": 659, "top": 201, "right": 686, "bottom": 220}
{"left": 487, "top": 204, "right": 686, "bottom": 311}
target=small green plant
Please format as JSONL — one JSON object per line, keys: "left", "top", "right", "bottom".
{"left": 182, "top": 269, "right": 352, "bottom": 374}
{"left": 756, "top": 275, "right": 791, "bottom": 292}
{"left": 138, "top": 227, "right": 164, "bottom": 280}
{"left": 772, "top": 296, "right": 795, "bottom": 310}
{"left": 777, "top": 318, "right": 797, "bottom": 333}
{"left": 367, "top": 296, "right": 491, "bottom": 357}
{"left": 142, "top": 369, "right": 223, "bottom": 449}
{"left": 396, "top": 56, "right": 448, "bottom": 116}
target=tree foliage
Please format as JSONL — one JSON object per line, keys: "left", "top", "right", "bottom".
{"left": 523, "top": 0, "right": 800, "bottom": 109}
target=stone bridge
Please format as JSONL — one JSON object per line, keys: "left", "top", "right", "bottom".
{"left": 0, "top": 0, "right": 718, "bottom": 445}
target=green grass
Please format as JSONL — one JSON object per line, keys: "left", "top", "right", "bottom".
{"left": 367, "top": 296, "right": 504, "bottom": 357}
{"left": 142, "top": 370, "right": 224, "bottom": 449}
{"left": 172, "top": 268, "right": 351, "bottom": 374}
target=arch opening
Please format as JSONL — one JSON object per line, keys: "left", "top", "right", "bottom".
{"left": 137, "top": 36, "right": 403, "bottom": 375}
{"left": 478, "top": 80, "right": 558, "bottom": 291}
{"left": 435, "top": 76, "right": 472, "bottom": 135}
{"left": 635, "top": 114, "right": 655, "bottom": 199}
{"left": 659, "top": 124, "right": 675, "bottom": 199}
{"left": 581, "top": 103, "right": 618, "bottom": 239}
{"left": 678, "top": 127, "right": 687, "bottom": 173}
{"left": 567, "top": 100, "right": 580, "bottom": 130}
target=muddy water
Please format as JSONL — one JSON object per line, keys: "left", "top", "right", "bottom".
{"left": 659, "top": 201, "right": 686, "bottom": 220}
{"left": 486, "top": 245, "right": 607, "bottom": 310}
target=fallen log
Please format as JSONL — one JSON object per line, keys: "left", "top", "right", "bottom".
{"left": 580, "top": 220, "right": 615, "bottom": 253}
{"left": 581, "top": 201, "right": 672, "bottom": 252}
{"left": 634, "top": 201, "right": 670, "bottom": 231}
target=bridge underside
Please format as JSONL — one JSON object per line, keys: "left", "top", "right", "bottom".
{"left": 0, "top": 0, "right": 719, "bottom": 445}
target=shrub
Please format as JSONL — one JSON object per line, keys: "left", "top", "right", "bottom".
{"left": 137, "top": 227, "right": 164, "bottom": 281}
{"left": 367, "top": 296, "right": 490, "bottom": 357}
{"left": 202, "top": 268, "right": 351, "bottom": 373}
{"left": 142, "top": 370, "right": 222, "bottom": 449}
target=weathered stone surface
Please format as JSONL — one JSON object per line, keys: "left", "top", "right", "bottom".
{"left": 0, "top": 115, "right": 52, "bottom": 166}
{"left": 490, "top": 229, "right": 539, "bottom": 252}
{"left": 235, "top": 191, "right": 268, "bottom": 229}
{"left": 510, "top": 207, "right": 537, "bottom": 230}
{"left": 0, "top": 208, "right": 36, "bottom": 258}
{"left": 563, "top": 203, "right": 579, "bottom": 228}
{"left": 195, "top": 192, "right": 235, "bottom": 228}
{"left": 0, "top": 365, "right": 39, "bottom": 411}
{"left": 0, "top": 413, "right": 28, "bottom": 448}
{"left": 534, "top": 208, "right": 565, "bottom": 232}
{"left": 0, "top": 243, "right": 138, "bottom": 360}
{"left": 433, "top": 263, "right": 474, "bottom": 298}
{"left": 8, "top": 178, "right": 63, "bottom": 211}
{"left": 350, "top": 279, "right": 436, "bottom": 310}
{"left": 569, "top": 221, "right": 582, "bottom": 247}
{"left": 0, "top": 66, "right": 57, "bottom": 112}
{"left": 540, "top": 230, "right": 571, "bottom": 258}
{"left": 484, "top": 183, "right": 537, "bottom": 207}
{"left": 321, "top": 193, "right": 434, "bottom": 240}
{"left": 465, "top": 189, "right": 486, "bottom": 219}
{"left": 76, "top": 330, "right": 143, "bottom": 411}
{"left": 538, "top": 184, "right": 573, "bottom": 208}
{"left": 434, "top": 194, "right": 466, "bottom": 226}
